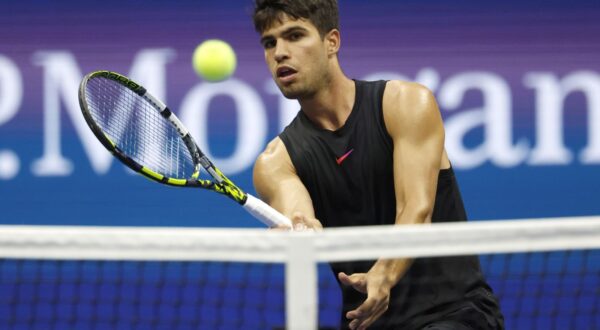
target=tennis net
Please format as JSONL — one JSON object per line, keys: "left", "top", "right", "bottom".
{"left": 0, "top": 216, "right": 599, "bottom": 329}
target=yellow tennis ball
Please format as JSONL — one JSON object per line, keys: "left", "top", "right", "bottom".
{"left": 192, "top": 39, "right": 237, "bottom": 82}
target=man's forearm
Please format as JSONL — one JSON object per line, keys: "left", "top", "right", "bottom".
{"left": 370, "top": 207, "right": 431, "bottom": 288}
{"left": 370, "top": 258, "right": 413, "bottom": 290}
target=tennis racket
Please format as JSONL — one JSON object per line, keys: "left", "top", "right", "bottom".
{"left": 78, "top": 70, "right": 291, "bottom": 228}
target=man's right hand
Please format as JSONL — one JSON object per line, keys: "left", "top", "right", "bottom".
{"left": 270, "top": 212, "right": 322, "bottom": 231}
{"left": 291, "top": 212, "right": 323, "bottom": 231}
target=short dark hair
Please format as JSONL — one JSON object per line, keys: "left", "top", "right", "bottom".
{"left": 253, "top": 0, "right": 339, "bottom": 38}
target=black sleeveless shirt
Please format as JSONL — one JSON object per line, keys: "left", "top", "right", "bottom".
{"left": 279, "top": 80, "right": 504, "bottom": 329}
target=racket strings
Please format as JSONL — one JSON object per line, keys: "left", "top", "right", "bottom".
{"left": 85, "top": 77, "right": 195, "bottom": 179}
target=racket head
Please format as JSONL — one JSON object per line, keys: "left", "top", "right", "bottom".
{"left": 79, "top": 70, "right": 250, "bottom": 205}
{"left": 79, "top": 70, "right": 201, "bottom": 185}
{"left": 79, "top": 71, "right": 248, "bottom": 205}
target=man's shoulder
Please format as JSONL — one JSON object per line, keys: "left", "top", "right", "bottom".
{"left": 381, "top": 80, "right": 442, "bottom": 139}
{"left": 255, "top": 137, "right": 296, "bottom": 174}
{"left": 384, "top": 80, "right": 433, "bottom": 99}
{"left": 383, "top": 80, "right": 436, "bottom": 114}
{"left": 256, "top": 137, "right": 287, "bottom": 166}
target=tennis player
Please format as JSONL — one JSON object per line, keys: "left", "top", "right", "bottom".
{"left": 252, "top": 1, "right": 504, "bottom": 329}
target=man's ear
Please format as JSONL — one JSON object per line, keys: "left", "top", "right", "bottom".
{"left": 325, "top": 29, "right": 341, "bottom": 55}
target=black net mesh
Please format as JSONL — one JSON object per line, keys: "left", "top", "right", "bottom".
{"left": 2, "top": 251, "right": 598, "bottom": 330}
{"left": 0, "top": 260, "right": 285, "bottom": 330}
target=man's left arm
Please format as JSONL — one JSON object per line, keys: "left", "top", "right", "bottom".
{"left": 340, "top": 80, "right": 445, "bottom": 330}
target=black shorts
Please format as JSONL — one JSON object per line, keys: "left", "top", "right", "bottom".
{"left": 421, "top": 320, "right": 474, "bottom": 330}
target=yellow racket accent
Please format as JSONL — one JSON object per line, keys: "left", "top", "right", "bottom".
{"left": 167, "top": 178, "right": 187, "bottom": 186}
{"left": 141, "top": 167, "right": 164, "bottom": 181}
{"left": 214, "top": 182, "right": 246, "bottom": 204}
{"left": 210, "top": 167, "right": 246, "bottom": 203}
{"left": 104, "top": 133, "right": 116, "bottom": 148}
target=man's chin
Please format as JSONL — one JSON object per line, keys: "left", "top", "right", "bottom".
{"left": 277, "top": 83, "right": 314, "bottom": 100}
{"left": 281, "top": 91, "right": 301, "bottom": 100}
{"left": 278, "top": 85, "right": 302, "bottom": 100}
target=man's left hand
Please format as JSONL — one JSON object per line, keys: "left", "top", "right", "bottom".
{"left": 338, "top": 271, "right": 391, "bottom": 330}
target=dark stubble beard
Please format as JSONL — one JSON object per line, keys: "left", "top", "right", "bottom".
{"left": 278, "top": 68, "right": 332, "bottom": 101}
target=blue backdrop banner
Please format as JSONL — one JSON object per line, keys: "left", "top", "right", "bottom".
{"left": 0, "top": 0, "right": 599, "bottom": 227}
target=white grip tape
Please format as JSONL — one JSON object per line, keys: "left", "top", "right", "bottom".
{"left": 243, "top": 194, "right": 292, "bottom": 228}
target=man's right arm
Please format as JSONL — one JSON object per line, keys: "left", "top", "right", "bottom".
{"left": 253, "top": 137, "right": 322, "bottom": 230}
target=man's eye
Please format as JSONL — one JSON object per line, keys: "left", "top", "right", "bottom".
{"left": 263, "top": 40, "right": 276, "bottom": 49}
{"left": 290, "top": 33, "right": 302, "bottom": 41}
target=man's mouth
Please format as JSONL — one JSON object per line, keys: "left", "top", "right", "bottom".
{"left": 277, "top": 66, "right": 297, "bottom": 79}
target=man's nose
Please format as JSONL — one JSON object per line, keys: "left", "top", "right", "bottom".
{"left": 274, "top": 41, "right": 289, "bottom": 62}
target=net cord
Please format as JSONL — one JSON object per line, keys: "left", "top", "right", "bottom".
{"left": 0, "top": 216, "right": 599, "bottom": 262}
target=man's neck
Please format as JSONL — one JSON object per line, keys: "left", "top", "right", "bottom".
{"left": 298, "top": 71, "right": 355, "bottom": 131}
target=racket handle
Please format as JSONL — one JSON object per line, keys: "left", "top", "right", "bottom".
{"left": 243, "top": 194, "right": 292, "bottom": 228}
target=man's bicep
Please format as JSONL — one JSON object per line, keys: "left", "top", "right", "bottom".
{"left": 253, "top": 139, "right": 316, "bottom": 219}
{"left": 383, "top": 81, "right": 444, "bottom": 223}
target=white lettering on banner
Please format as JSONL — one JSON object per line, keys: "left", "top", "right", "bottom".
{"left": 439, "top": 72, "right": 529, "bottom": 169}
{"left": 30, "top": 49, "right": 175, "bottom": 176}
{"left": 0, "top": 47, "right": 598, "bottom": 180}
{"left": 524, "top": 71, "right": 600, "bottom": 165}
{"left": 414, "top": 68, "right": 442, "bottom": 93}
{"left": 0, "top": 55, "right": 23, "bottom": 179}
{"left": 0, "top": 55, "right": 22, "bottom": 125}
{"left": 179, "top": 79, "right": 267, "bottom": 175}
{"left": 0, "top": 150, "right": 19, "bottom": 180}
{"left": 31, "top": 51, "right": 79, "bottom": 176}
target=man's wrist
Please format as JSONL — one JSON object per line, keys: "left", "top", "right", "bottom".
{"left": 371, "top": 258, "right": 412, "bottom": 289}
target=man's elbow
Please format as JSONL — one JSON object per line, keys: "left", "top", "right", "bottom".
{"left": 396, "top": 203, "right": 433, "bottom": 225}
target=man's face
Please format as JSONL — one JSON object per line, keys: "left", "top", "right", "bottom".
{"left": 260, "top": 15, "right": 331, "bottom": 100}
